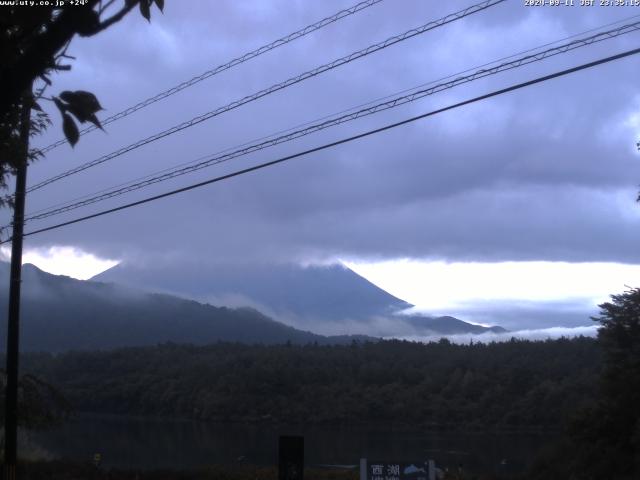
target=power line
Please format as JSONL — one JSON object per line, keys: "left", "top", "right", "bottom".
{"left": 26, "top": 0, "right": 505, "bottom": 194}
{"left": 5, "top": 45, "right": 638, "bottom": 245}
{"left": 37, "top": 0, "right": 385, "bottom": 155}
{"left": 21, "top": 19, "right": 640, "bottom": 224}
{"left": 24, "top": 11, "right": 640, "bottom": 220}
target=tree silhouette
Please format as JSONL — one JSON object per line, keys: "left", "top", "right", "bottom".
{"left": 539, "top": 287, "right": 640, "bottom": 479}
{"left": 0, "top": 0, "right": 164, "bottom": 208}
{"left": 590, "top": 287, "right": 640, "bottom": 474}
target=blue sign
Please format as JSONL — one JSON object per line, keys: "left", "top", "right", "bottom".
{"left": 360, "top": 459, "right": 436, "bottom": 480}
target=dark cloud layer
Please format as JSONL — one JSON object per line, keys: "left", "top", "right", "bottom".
{"left": 3, "top": 0, "right": 640, "bottom": 266}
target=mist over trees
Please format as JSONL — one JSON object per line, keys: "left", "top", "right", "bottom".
{"left": 8, "top": 288, "right": 640, "bottom": 479}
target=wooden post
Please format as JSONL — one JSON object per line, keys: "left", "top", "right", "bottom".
{"left": 4, "top": 88, "right": 31, "bottom": 480}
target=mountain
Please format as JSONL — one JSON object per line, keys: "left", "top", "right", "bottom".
{"left": 92, "top": 261, "right": 506, "bottom": 335}
{"left": 92, "top": 262, "right": 413, "bottom": 322}
{"left": 0, "top": 262, "right": 371, "bottom": 352}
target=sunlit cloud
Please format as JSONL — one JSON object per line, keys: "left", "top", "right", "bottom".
{"left": 345, "top": 259, "right": 640, "bottom": 311}
{"left": 0, "top": 245, "right": 119, "bottom": 280}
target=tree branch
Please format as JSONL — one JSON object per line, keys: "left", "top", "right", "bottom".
{"left": 98, "top": 0, "right": 118, "bottom": 15}
{"left": 92, "top": 1, "right": 138, "bottom": 35}
{"left": 0, "top": 1, "right": 101, "bottom": 113}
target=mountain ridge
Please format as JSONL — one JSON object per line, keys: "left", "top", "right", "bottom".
{"left": 0, "top": 262, "right": 373, "bottom": 351}
{"left": 92, "top": 260, "right": 506, "bottom": 335}
{"left": 0, "top": 261, "right": 506, "bottom": 352}
{"left": 92, "top": 261, "right": 413, "bottom": 322}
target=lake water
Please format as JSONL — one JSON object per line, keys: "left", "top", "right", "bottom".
{"left": 31, "top": 414, "right": 553, "bottom": 475}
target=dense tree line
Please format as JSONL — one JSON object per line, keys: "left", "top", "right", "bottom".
{"left": 21, "top": 337, "right": 599, "bottom": 431}
{"left": 526, "top": 288, "right": 640, "bottom": 480}
{"left": 0, "top": 371, "right": 70, "bottom": 431}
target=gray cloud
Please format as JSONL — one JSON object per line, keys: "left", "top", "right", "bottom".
{"left": 2, "top": 0, "right": 639, "bottom": 269}
{"left": 409, "top": 297, "right": 601, "bottom": 330}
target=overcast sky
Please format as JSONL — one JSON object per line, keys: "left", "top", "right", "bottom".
{"left": 2, "top": 0, "right": 640, "bottom": 333}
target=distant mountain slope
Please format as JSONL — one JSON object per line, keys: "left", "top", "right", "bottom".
{"left": 91, "top": 261, "right": 506, "bottom": 335}
{"left": 404, "top": 315, "right": 507, "bottom": 335}
{"left": 92, "top": 262, "right": 412, "bottom": 321}
{"left": 0, "top": 263, "right": 370, "bottom": 352}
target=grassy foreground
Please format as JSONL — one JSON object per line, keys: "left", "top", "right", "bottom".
{"left": 16, "top": 461, "right": 359, "bottom": 480}
{"left": 14, "top": 461, "right": 518, "bottom": 479}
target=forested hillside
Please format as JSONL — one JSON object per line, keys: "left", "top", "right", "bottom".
{"left": 22, "top": 337, "right": 599, "bottom": 430}
{"left": 0, "top": 262, "right": 499, "bottom": 350}
{"left": 0, "top": 263, "right": 372, "bottom": 350}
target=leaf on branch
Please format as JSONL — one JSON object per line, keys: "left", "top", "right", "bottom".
{"left": 59, "top": 90, "right": 103, "bottom": 124}
{"left": 76, "top": 9, "right": 101, "bottom": 37}
{"left": 53, "top": 97, "right": 66, "bottom": 114}
{"left": 58, "top": 91, "right": 74, "bottom": 104}
{"left": 87, "top": 113, "right": 104, "bottom": 131}
{"left": 60, "top": 90, "right": 103, "bottom": 111}
{"left": 28, "top": 147, "right": 44, "bottom": 163}
{"left": 62, "top": 114, "right": 79, "bottom": 147}
{"left": 154, "top": 0, "right": 164, "bottom": 12}
{"left": 140, "top": 0, "right": 151, "bottom": 21}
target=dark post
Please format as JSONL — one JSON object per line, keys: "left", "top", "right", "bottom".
{"left": 278, "top": 436, "right": 304, "bottom": 480}
{"left": 4, "top": 90, "right": 32, "bottom": 480}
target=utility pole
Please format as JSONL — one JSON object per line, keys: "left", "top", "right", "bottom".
{"left": 4, "top": 88, "right": 32, "bottom": 480}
